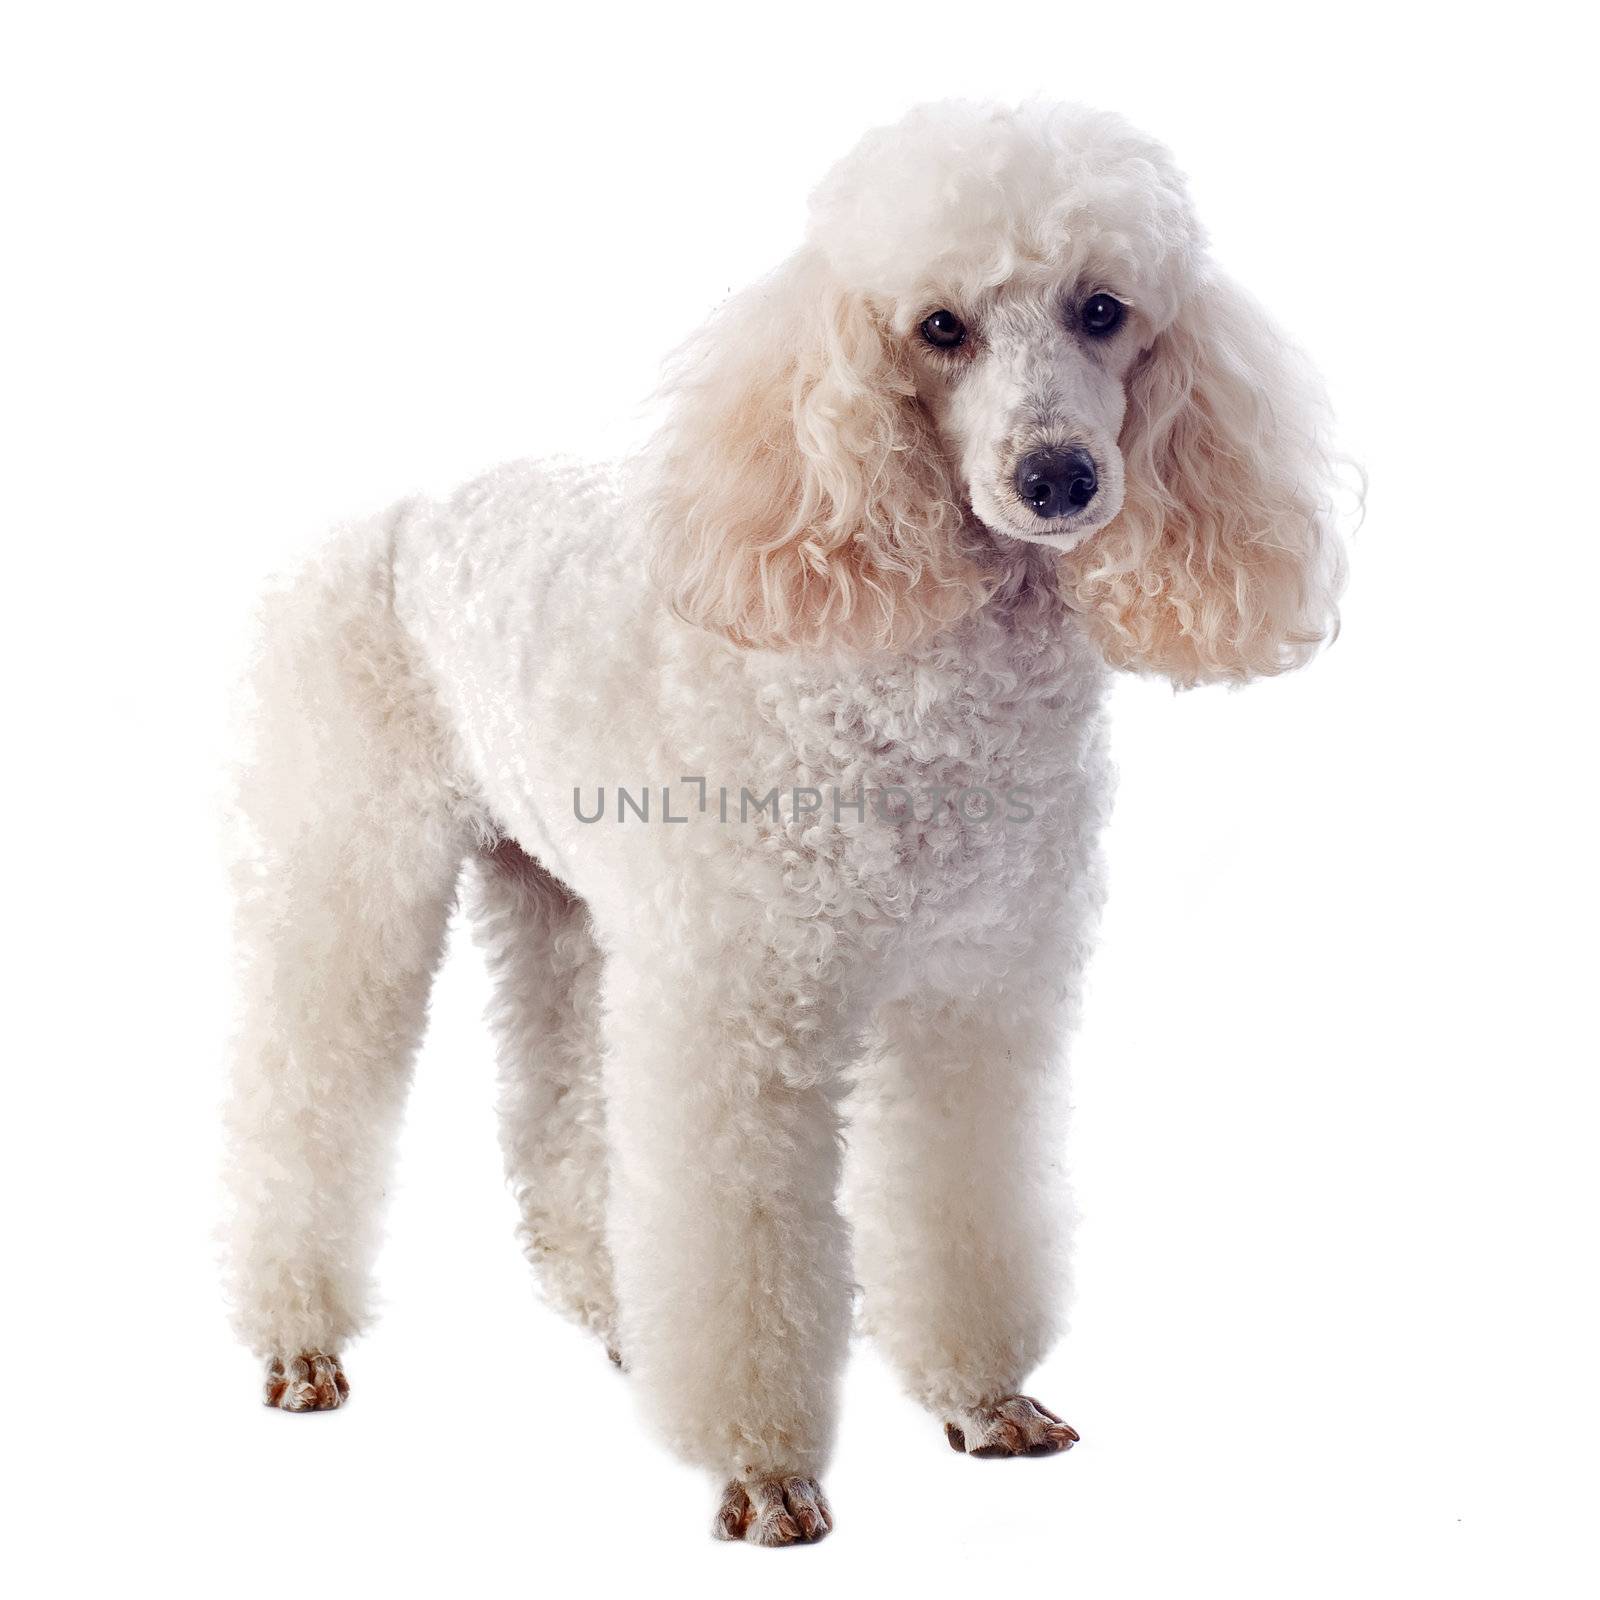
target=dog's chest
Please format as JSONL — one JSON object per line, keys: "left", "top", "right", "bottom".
{"left": 732, "top": 601, "right": 1112, "bottom": 954}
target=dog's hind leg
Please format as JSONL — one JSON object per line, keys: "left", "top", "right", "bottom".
{"left": 469, "top": 841, "right": 618, "bottom": 1358}
{"left": 222, "top": 517, "right": 473, "bottom": 1410}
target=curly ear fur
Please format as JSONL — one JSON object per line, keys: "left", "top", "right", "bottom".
{"left": 651, "top": 252, "right": 990, "bottom": 653}
{"left": 1063, "top": 270, "right": 1347, "bottom": 686}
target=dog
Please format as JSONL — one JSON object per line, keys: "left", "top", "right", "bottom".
{"left": 222, "top": 100, "right": 1347, "bottom": 1545}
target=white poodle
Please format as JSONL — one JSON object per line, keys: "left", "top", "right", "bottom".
{"left": 223, "top": 100, "right": 1347, "bottom": 1545}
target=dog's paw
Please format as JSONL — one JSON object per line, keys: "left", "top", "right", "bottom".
{"left": 944, "top": 1394, "right": 1078, "bottom": 1457}
{"left": 714, "top": 1475, "right": 833, "bottom": 1546}
{"left": 263, "top": 1352, "right": 349, "bottom": 1412}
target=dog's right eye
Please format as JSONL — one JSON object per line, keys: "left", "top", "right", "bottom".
{"left": 919, "top": 309, "right": 967, "bottom": 349}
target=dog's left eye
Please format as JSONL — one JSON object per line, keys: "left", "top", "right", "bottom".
{"left": 1080, "top": 293, "right": 1126, "bottom": 336}
{"left": 919, "top": 309, "right": 967, "bottom": 349}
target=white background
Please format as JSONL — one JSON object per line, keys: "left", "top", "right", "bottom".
{"left": 4, "top": 1, "right": 1596, "bottom": 1594}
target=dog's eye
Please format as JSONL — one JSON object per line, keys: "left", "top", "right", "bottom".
{"left": 919, "top": 309, "right": 967, "bottom": 349}
{"left": 1080, "top": 293, "right": 1126, "bottom": 337}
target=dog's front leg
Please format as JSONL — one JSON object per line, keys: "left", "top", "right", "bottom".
{"left": 600, "top": 950, "right": 853, "bottom": 1545}
{"left": 848, "top": 991, "right": 1080, "bottom": 1457}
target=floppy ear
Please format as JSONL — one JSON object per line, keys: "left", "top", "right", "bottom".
{"left": 650, "top": 252, "right": 987, "bottom": 652}
{"left": 1063, "top": 270, "right": 1347, "bottom": 686}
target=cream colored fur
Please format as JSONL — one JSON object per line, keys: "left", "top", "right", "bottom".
{"left": 221, "top": 100, "right": 1346, "bottom": 1543}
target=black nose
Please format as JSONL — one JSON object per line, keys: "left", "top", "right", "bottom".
{"left": 1014, "top": 446, "right": 1098, "bottom": 519}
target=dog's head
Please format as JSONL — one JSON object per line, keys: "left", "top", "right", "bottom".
{"left": 652, "top": 102, "right": 1347, "bottom": 686}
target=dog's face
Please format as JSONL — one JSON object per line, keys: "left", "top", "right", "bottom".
{"left": 654, "top": 102, "right": 1347, "bottom": 685}
{"left": 901, "top": 276, "right": 1141, "bottom": 552}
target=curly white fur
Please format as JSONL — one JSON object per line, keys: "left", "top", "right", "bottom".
{"left": 221, "top": 100, "right": 1346, "bottom": 1541}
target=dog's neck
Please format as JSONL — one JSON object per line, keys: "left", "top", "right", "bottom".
{"left": 975, "top": 537, "right": 1072, "bottom": 619}
{"left": 740, "top": 531, "right": 1094, "bottom": 710}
